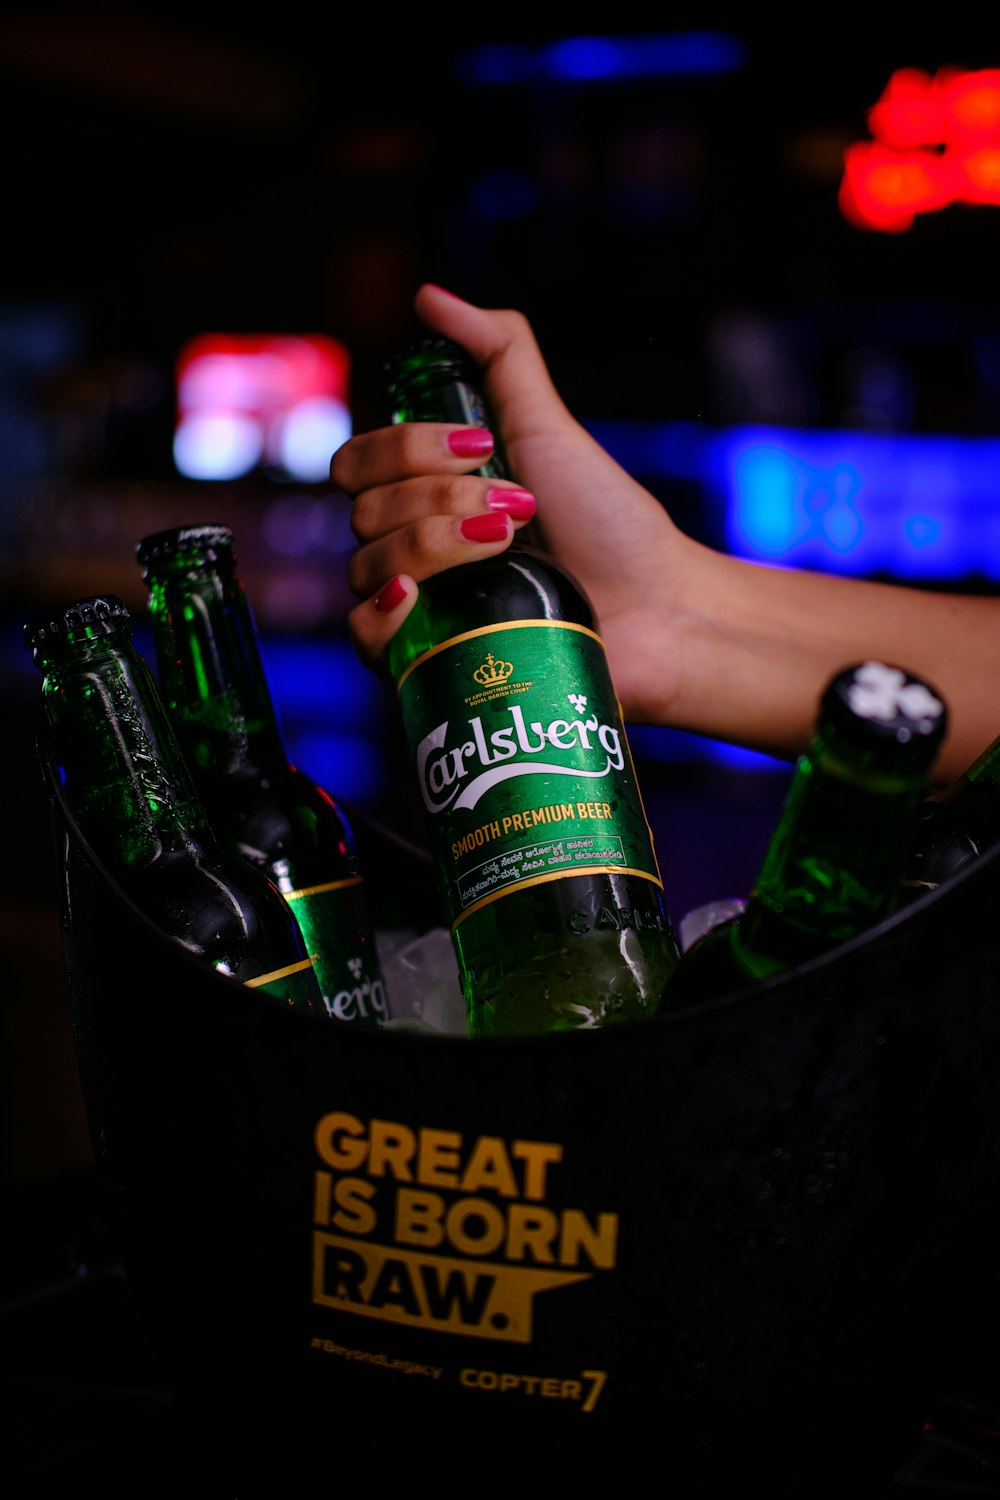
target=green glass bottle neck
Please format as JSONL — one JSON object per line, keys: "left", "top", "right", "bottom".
{"left": 734, "top": 735, "right": 928, "bottom": 978}
{"left": 902, "top": 731, "right": 1000, "bottom": 881}
{"left": 391, "top": 364, "right": 511, "bottom": 481}
{"left": 387, "top": 356, "right": 560, "bottom": 688}
{"left": 144, "top": 562, "right": 287, "bottom": 781}
{"left": 956, "top": 730, "right": 1000, "bottom": 788}
{"left": 940, "top": 731, "right": 1000, "bottom": 830}
{"left": 39, "top": 634, "right": 211, "bottom": 868}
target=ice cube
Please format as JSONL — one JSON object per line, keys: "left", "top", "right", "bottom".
{"left": 678, "top": 897, "right": 747, "bottom": 953}
{"left": 379, "top": 926, "right": 468, "bottom": 1036}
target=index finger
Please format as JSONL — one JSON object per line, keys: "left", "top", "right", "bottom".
{"left": 330, "top": 422, "right": 496, "bottom": 496}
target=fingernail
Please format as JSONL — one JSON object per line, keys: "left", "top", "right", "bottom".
{"left": 447, "top": 428, "right": 495, "bottom": 459}
{"left": 461, "top": 513, "right": 510, "bottom": 543}
{"left": 486, "top": 486, "right": 536, "bottom": 520}
{"left": 373, "top": 576, "right": 409, "bottom": 613}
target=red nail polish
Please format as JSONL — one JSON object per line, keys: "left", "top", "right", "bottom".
{"left": 448, "top": 429, "right": 495, "bottom": 459}
{"left": 373, "top": 576, "right": 408, "bottom": 613}
{"left": 486, "top": 487, "right": 536, "bottom": 520}
{"left": 461, "top": 513, "right": 510, "bottom": 543}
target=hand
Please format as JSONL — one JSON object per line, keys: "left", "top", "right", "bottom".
{"left": 332, "top": 284, "right": 1000, "bottom": 777}
{"left": 332, "top": 283, "right": 700, "bottom": 723}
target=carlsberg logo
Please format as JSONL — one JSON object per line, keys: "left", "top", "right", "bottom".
{"left": 416, "top": 701, "right": 625, "bottom": 816}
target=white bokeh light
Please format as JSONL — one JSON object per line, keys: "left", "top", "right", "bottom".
{"left": 275, "top": 396, "right": 352, "bottom": 482}
{"left": 173, "top": 411, "right": 264, "bottom": 480}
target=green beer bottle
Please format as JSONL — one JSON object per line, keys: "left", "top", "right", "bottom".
{"left": 25, "top": 595, "right": 322, "bottom": 1009}
{"left": 135, "top": 524, "right": 387, "bottom": 1027}
{"left": 383, "top": 337, "right": 680, "bottom": 1037}
{"left": 897, "top": 730, "right": 1000, "bottom": 902}
{"left": 666, "top": 660, "right": 948, "bottom": 1007}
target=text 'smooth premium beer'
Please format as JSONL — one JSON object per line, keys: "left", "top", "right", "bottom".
{"left": 25, "top": 595, "right": 323, "bottom": 1008}
{"left": 666, "top": 660, "right": 948, "bottom": 1007}
{"left": 383, "top": 337, "right": 680, "bottom": 1036}
{"left": 136, "top": 525, "right": 387, "bottom": 1028}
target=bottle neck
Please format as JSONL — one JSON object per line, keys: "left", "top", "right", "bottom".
{"left": 390, "top": 361, "right": 541, "bottom": 550}
{"left": 901, "top": 732, "right": 1000, "bottom": 885}
{"left": 39, "top": 635, "right": 211, "bottom": 868}
{"left": 144, "top": 562, "right": 287, "bottom": 782}
{"left": 938, "top": 731, "right": 1000, "bottom": 838}
{"left": 736, "top": 737, "right": 928, "bottom": 975}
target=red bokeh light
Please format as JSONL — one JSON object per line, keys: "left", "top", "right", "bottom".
{"left": 840, "top": 67, "right": 1000, "bottom": 231}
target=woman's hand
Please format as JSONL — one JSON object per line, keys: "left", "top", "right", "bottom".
{"left": 333, "top": 414, "right": 540, "bottom": 650}
{"left": 333, "top": 282, "right": 1000, "bottom": 779}
{"left": 332, "top": 283, "right": 701, "bottom": 724}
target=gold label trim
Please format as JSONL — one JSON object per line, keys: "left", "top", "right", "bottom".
{"left": 396, "top": 618, "right": 604, "bottom": 693}
{"left": 244, "top": 955, "right": 317, "bottom": 987}
{"left": 285, "top": 876, "right": 364, "bottom": 902}
{"left": 621, "top": 713, "right": 663, "bottom": 888}
{"left": 451, "top": 864, "right": 664, "bottom": 931}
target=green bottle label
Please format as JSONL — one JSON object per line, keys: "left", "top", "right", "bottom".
{"left": 244, "top": 955, "right": 322, "bottom": 1009}
{"left": 286, "top": 879, "right": 387, "bottom": 1027}
{"left": 398, "top": 621, "right": 662, "bottom": 929}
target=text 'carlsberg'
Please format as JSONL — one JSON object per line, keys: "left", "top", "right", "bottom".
{"left": 417, "top": 704, "right": 625, "bottom": 816}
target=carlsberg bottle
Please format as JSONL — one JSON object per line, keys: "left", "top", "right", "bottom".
{"left": 384, "top": 337, "right": 679, "bottom": 1037}
{"left": 136, "top": 524, "right": 387, "bottom": 1028}
{"left": 666, "top": 661, "right": 948, "bottom": 1007}
{"left": 25, "top": 595, "right": 322, "bottom": 1009}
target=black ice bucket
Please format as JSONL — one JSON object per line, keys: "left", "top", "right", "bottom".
{"left": 43, "top": 741, "right": 1000, "bottom": 1491}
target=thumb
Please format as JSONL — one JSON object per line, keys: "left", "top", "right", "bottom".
{"left": 412, "top": 283, "right": 573, "bottom": 444}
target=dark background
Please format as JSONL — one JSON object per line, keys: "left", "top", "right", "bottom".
{"left": 3, "top": 0, "right": 1000, "bottom": 1436}
{"left": 3, "top": 5, "right": 1000, "bottom": 1492}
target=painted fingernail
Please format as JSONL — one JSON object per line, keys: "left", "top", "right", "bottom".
{"left": 486, "top": 486, "right": 536, "bottom": 520}
{"left": 447, "top": 428, "right": 495, "bottom": 459}
{"left": 460, "top": 513, "right": 510, "bottom": 543}
{"left": 373, "top": 576, "right": 409, "bottom": 613}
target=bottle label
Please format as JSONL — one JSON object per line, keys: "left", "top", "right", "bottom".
{"left": 244, "top": 955, "right": 322, "bottom": 1009}
{"left": 398, "top": 621, "right": 662, "bottom": 929}
{"left": 285, "top": 878, "right": 388, "bottom": 1027}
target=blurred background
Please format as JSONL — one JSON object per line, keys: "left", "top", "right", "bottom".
{"left": 4, "top": 0, "right": 1000, "bottom": 1264}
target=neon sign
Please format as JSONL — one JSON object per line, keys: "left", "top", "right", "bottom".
{"left": 840, "top": 67, "right": 1000, "bottom": 231}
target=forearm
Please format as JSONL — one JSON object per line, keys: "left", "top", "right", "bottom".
{"left": 341, "top": 284, "right": 999, "bottom": 789}
{"left": 665, "top": 544, "right": 999, "bottom": 785}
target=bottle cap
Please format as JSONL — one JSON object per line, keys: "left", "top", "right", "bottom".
{"left": 135, "top": 524, "right": 235, "bottom": 572}
{"left": 818, "top": 661, "right": 948, "bottom": 772}
{"left": 23, "top": 595, "right": 132, "bottom": 660}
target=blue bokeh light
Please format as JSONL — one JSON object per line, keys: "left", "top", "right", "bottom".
{"left": 585, "top": 418, "right": 1000, "bottom": 769}
{"left": 589, "top": 418, "right": 1000, "bottom": 582}
{"left": 471, "top": 170, "right": 539, "bottom": 220}
{"left": 733, "top": 447, "right": 804, "bottom": 555}
{"left": 720, "top": 427, "right": 1000, "bottom": 580}
{"left": 284, "top": 728, "right": 385, "bottom": 804}
{"left": 456, "top": 31, "right": 746, "bottom": 86}
{"left": 263, "top": 636, "right": 380, "bottom": 720}
{"left": 262, "top": 635, "right": 386, "bottom": 802}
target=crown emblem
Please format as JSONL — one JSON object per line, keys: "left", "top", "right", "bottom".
{"left": 473, "top": 651, "right": 514, "bottom": 687}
